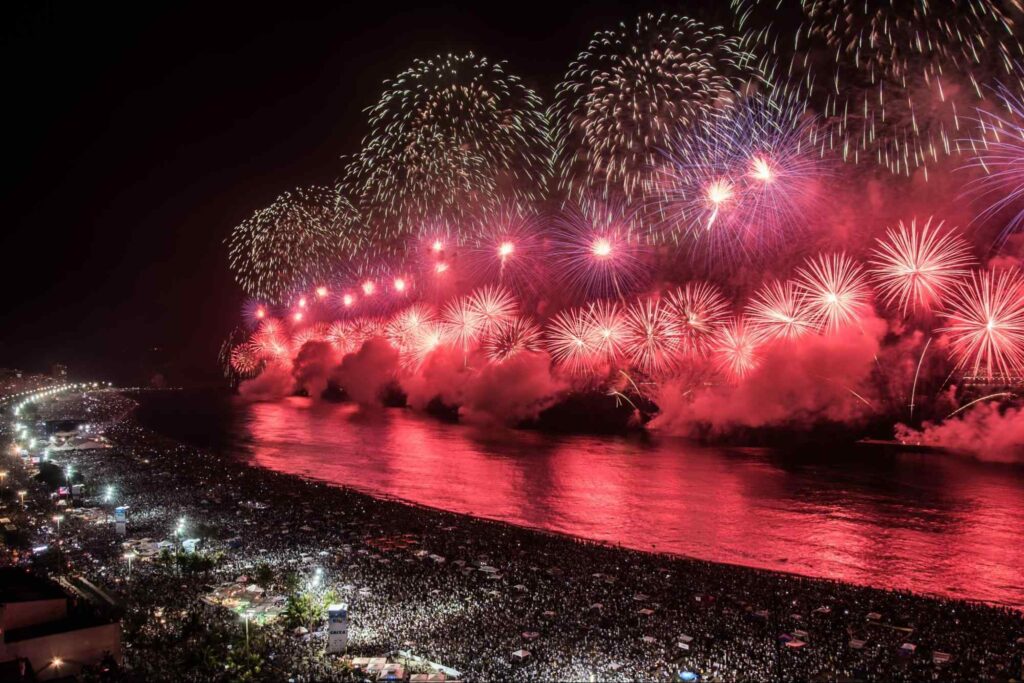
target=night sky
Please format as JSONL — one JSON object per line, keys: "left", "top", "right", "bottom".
{"left": 4, "top": 0, "right": 724, "bottom": 384}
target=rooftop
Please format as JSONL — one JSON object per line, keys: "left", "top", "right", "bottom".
{"left": 0, "top": 568, "right": 67, "bottom": 604}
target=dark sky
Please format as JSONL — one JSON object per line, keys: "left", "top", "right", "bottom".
{"left": 2, "top": 0, "right": 716, "bottom": 384}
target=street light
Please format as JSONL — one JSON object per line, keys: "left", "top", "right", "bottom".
{"left": 0, "top": 470, "right": 7, "bottom": 488}
{"left": 104, "top": 485, "right": 114, "bottom": 503}
{"left": 53, "top": 515, "right": 63, "bottom": 534}
{"left": 124, "top": 552, "right": 135, "bottom": 580}
{"left": 18, "top": 490, "right": 26, "bottom": 508}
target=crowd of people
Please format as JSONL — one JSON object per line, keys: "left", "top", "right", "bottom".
{"left": 2, "top": 387, "right": 1023, "bottom": 681}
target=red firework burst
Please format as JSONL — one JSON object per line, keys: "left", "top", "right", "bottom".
{"left": 466, "top": 285, "right": 519, "bottom": 336}
{"left": 714, "top": 317, "right": 760, "bottom": 380}
{"left": 484, "top": 316, "right": 543, "bottom": 362}
{"left": 583, "top": 300, "right": 627, "bottom": 362}
{"left": 546, "top": 308, "right": 598, "bottom": 374}
{"left": 869, "top": 218, "right": 975, "bottom": 315}
{"left": 666, "top": 281, "right": 730, "bottom": 356}
{"left": 939, "top": 268, "right": 1024, "bottom": 379}
{"left": 795, "top": 253, "right": 872, "bottom": 332}
{"left": 746, "top": 280, "right": 816, "bottom": 342}
{"left": 622, "top": 298, "right": 682, "bottom": 376}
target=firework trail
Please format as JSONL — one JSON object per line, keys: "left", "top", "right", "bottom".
{"left": 345, "top": 53, "right": 551, "bottom": 237}
{"left": 868, "top": 218, "right": 976, "bottom": 315}
{"left": 227, "top": 185, "right": 365, "bottom": 302}
{"left": 551, "top": 13, "right": 757, "bottom": 203}
{"left": 966, "top": 81, "right": 1024, "bottom": 244}
{"left": 939, "top": 268, "right": 1024, "bottom": 379}
{"left": 733, "top": 0, "right": 1024, "bottom": 176}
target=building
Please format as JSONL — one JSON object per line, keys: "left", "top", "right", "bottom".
{"left": 0, "top": 568, "right": 121, "bottom": 680}
{"left": 49, "top": 365, "right": 67, "bottom": 380}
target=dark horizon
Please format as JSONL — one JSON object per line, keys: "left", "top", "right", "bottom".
{"left": 3, "top": 0, "right": 706, "bottom": 385}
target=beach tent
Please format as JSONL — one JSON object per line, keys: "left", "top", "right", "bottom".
{"left": 678, "top": 672, "right": 699, "bottom": 682}
{"left": 899, "top": 643, "right": 917, "bottom": 656}
{"left": 932, "top": 651, "right": 952, "bottom": 664}
{"left": 522, "top": 632, "right": 540, "bottom": 641}
{"left": 512, "top": 649, "right": 531, "bottom": 661}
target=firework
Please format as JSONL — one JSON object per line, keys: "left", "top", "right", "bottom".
{"left": 552, "top": 12, "right": 755, "bottom": 201}
{"left": 346, "top": 53, "right": 551, "bottom": 236}
{"left": 550, "top": 203, "right": 648, "bottom": 300}
{"left": 249, "top": 319, "right": 291, "bottom": 360}
{"left": 326, "top": 321, "right": 352, "bottom": 354}
{"left": 546, "top": 308, "right": 598, "bottom": 375}
{"left": 621, "top": 298, "right": 682, "bottom": 376}
{"left": 649, "top": 90, "right": 829, "bottom": 259}
{"left": 405, "top": 322, "right": 444, "bottom": 369}
{"left": 667, "top": 282, "right": 731, "bottom": 356}
{"left": 484, "top": 316, "right": 543, "bottom": 362}
{"left": 869, "top": 218, "right": 976, "bottom": 315}
{"left": 966, "top": 83, "right": 1024, "bottom": 244}
{"left": 733, "top": 0, "right": 1024, "bottom": 176}
{"left": 465, "top": 208, "right": 546, "bottom": 296}
{"left": 715, "top": 316, "right": 761, "bottom": 380}
{"left": 441, "top": 297, "right": 484, "bottom": 352}
{"left": 386, "top": 304, "right": 438, "bottom": 352}
{"left": 229, "top": 344, "right": 262, "bottom": 377}
{"left": 227, "top": 185, "right": 365, "bottom": 302}
{"left": 746, "top": 280, "right": 816, "bottom": 341}
{"left": 583, "top": 300, "right": 627, "bottom": 362}
{"left": 291, "top": 323, "right": 328, "bottom": 352}
{"left": 466, "top": 285, "right": 518, "bottom": 337}
{"left": 795, "top": 253, "right": 872, "bottom": 331}
{"left": 939, "top": 268, "right": 1024, "bottom": 379}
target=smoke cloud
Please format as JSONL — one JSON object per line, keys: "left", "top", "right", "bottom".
{"left": 895, "top": 402, "right": 1024, "bottom": 463}
{"left": 238, "top": 362, "right": 294, "bottom": 401}
{"left": 291, "top": 341, "right": 340, "bottom": 398}
{"left": 650, "top": 315, "right": 887, "bottom": 436}
{"left": 330, "top": 337, "right": 401, "bottom": 406}
{"left": 401, "top": 347, "right": 567, "bottom": 425}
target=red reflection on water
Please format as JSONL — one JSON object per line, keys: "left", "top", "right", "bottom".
{"left": 241, "top": 398, "right": 1024, "bottom": 608}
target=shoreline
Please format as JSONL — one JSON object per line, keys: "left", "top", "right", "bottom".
{"left": 132, "top": 387, "right": 1021, "bottom": 610}
{"left": 8, "top": 388, "right": 1024, "bottom": 681}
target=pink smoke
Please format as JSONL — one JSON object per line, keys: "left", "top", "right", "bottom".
{"left": 238, "top": 362, "right": 294, "bottom": 401}
{"left": 650, "top": 315, "right": 887, "bottom": 436}
{"left": 895, "top": 402, "right": 1024, "bottom": 463}
{"left": 331, "top": 337, "right": 400, "bottom": 406}
{"left": 401, "top": 347, "right": 567, "bottom": 425}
